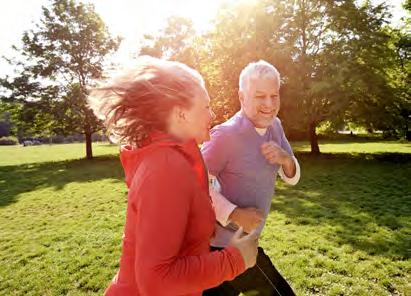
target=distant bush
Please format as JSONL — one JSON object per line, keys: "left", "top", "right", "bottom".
{"left": 16, "top": 133, "right": 109, "bottom": 145}
{"left": 0, "top": 136, "right": 18, "bottom": 145}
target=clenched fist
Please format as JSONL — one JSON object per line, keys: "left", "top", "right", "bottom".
{"left": 229, "top": 207, "right": 264, "bottom": 234}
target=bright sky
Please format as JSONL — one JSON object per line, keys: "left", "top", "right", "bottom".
{"left": 0, "top": 0, "right": 408, "bottom": 78}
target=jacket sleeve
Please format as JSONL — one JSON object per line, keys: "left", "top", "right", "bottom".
{"left": 132, "top": 151, "right": 245, "bottom": 295}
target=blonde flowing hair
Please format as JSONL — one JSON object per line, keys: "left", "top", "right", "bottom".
{"left": 88, "top": 56, "right": 205, "bottom": 147}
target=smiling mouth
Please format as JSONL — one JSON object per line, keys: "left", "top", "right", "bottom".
{"left": 259, "top": 111, "right": 274, "bottom": 116}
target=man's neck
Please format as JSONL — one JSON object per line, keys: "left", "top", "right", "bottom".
{"left": 255, "top": 127, "right": 267, "bottom": 136}
{"left": 239, "top": 109, "right": 268, "bottom": 135}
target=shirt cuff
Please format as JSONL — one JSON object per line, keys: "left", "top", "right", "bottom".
{"left": 210, "top": 188, "right": 237, "bottom": 226}
{"left": 279, "top": 156, "right": 300, "bottom": 185}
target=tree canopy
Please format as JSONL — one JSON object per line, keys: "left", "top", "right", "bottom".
{"left": 0, "top": 0, "right": 120, "bottom": 158}
{"left": 1, "top": 0, "right": 409, "bottom": 154}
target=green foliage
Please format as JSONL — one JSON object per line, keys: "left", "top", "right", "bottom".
{"left": 138, "top": 0, "right": 409, "bottom": 152}
{"left": 1, "top": 0, "right": 407, "bottom": 156}
{"left": 0, "top": 109, "right": 12, "bottom": 137}
{"left": 0, "top": 0, "right": 120, "bottom": 158}
{"left": 0, "top": 136, "right": 18, "bottom": 145}
{"left": 140, "top": 16, "right": 199, "bottom": 67}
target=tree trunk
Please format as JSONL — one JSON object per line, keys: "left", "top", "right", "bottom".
{"left": 309, "top": 121, "right": 320, "bottom": 154}
{"left": 85, "top": 131, "right": 93, "bottom": 159}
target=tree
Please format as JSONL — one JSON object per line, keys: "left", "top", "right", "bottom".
{"left": 0, "top": 0, "right": 120, "bottom": 158}
{"left": 140, "top": 16, "right": 199, "bottom": 67}
{"left": 0, "top": 73, "right": 60, "bottom": 140}
{"left": 197, "top": 1, "right": 275, "bottom": 123}
{"left": 0, "top": 111, "right": 12, "bottom": 138}
{"left": 344, "top": 25, "right": 410, "bottom": 138}
{"left": 202, "top": 0, "right": 400, "bottom": 153}
{"left": 138, "top": 16, "right": 235, "bottom": 122}
{"left": 135, "top": 0, "right": 406, "bottom": 151}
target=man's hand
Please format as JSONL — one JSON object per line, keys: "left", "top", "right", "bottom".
{"left": 261, "top": 141, "right": 292, "bottom": 166}
{"left": 229, "top": 207, "right": 264, "bottom": 233}
{"left": 261, "top": 141, "right": 296, "bottom": 178}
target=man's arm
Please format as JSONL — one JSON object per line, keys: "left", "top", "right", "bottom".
{"left": 260, "top": 118, "right": 301, "bottom": 186}
{"left": 209, "top": 175, "right": 263, "bottom": 233}
{"left": 203, "top": 128, "right": 263, "bottom": 233}
{"left": 261, "top": 142, "right": 301, "bottom": 185}
{"left": 202, "top": 128, "right": 236, "bottom": 227}
{"left": 278, "top": 156, "right": 300, "bottom": 186}
{"left": 277, "top": 118, "right": 300, "bottom": 185}
{"left": 209, "top": 175, "right": 237, "bottom": 226}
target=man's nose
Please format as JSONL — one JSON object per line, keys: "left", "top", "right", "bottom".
{"left": 261, "top": 96, "right": 274, "bottom": 108}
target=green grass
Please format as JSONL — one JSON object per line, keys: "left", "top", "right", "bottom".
{"left": 0, "top": 142, "right": 118, "bottom": 166}
{"left": 263, "top": 152, "right": 411, "bottom": 296}
{"left": 293, "top": 140, "right": 411, "bottom": 155}
{"left": 0, "top": 141, "right": 410, "bottom": 295}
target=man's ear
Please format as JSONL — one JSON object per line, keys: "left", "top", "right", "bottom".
{"left": 238, "top": 90, "right": 245, "bottom": 106}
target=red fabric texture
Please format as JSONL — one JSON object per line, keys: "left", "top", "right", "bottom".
{"left": 105, "top": 133, "right": 245, "bottom": 296}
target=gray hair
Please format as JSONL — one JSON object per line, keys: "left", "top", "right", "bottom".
{"left": 239, "top": 60, "right": 280, "bottom": 92}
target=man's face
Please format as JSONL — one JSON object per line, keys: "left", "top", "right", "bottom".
{"left": 239, "top": 76, "right": 280, "bottom": 128}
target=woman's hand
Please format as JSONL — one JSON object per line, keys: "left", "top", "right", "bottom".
{"left": 229, "top": 227, "right": 259, "bottom": 269}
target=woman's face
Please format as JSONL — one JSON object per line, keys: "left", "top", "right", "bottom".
{"left": 181, "top": 87, "right": 215, "bottom": 144}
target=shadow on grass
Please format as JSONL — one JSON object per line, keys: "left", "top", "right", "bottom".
{"left": 271, "top": 151, "right": 411, "bottom": 259}
{"left": 0, "top": 155, "right": 124, "bottom": 207}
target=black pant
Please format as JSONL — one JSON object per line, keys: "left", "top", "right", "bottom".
{"left": 203, "top": 247, "right": 296, "bottom": 296}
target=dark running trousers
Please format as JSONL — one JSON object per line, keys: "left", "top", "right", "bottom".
{"left": 203, "top": 247, "right": 296, "bottom": 296}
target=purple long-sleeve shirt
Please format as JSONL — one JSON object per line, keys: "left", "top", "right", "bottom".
{"left": 201, "top": 111, "right": 295, "bottom": 247}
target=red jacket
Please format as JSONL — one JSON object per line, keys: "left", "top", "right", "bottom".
{"left": 105, "top": 133, "right": 245, "bottom": 296}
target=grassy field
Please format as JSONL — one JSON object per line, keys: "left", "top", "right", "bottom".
{"left": 0, "top": 141, "right": 410, "bottom": 295}
{"left": 0, "top": 143, "right": 118, "bottom": 166}
{"left": 292, "top": 140, "right": 411, "bottom": 155}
